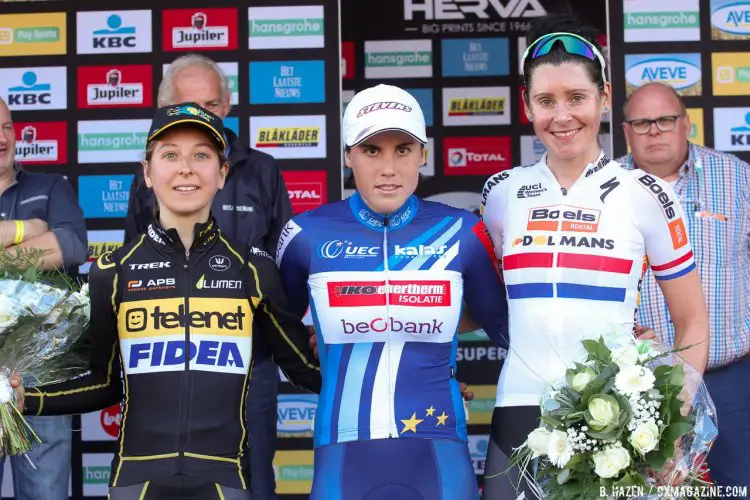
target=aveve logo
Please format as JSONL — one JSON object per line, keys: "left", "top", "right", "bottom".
{"left": 281, "top": 170, "right": 327, "bottom": 214}
{"left": 13, "top": 121, "right": 67, "bottom": 164}
{"left": 162, "top": 8, "right": 238, "bottom": 51}
{"left": 527, "top": 205, "right": 601, "bottom": 233}
{"left": 100, "top": 404, "right": 122, "bottom": 438}
{"left": 77, "top": 65, "right": 152, "bottom": 108}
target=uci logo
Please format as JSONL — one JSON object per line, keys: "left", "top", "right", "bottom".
{"left": 209, "top": 255, "right": 231, "bottom": 272}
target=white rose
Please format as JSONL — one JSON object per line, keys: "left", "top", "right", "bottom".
{"left": 0, "top": 295, "right": 18, "bottom": 330}
{"left": 588, "top": 396, "right": 620, "bottom": 429}
{"left": 629, "top": 421, "right": 660, "bottom": 455}
{"left": 526, "top": 427, "right": 551, "bottom": 458}
{"left": 593, "top": 445, "right": 631, "bottom": 478}
{"left": 611, "top": 344, "right": 640, "bottom": 369}
{"left": 571, "top": 368, "right": 595, "bottom": 392}
{"left": 546, "top": 429, "right": 574, "bottom": 468}
{"left": 615, "top": 365, "right": 656, "bottom": 395}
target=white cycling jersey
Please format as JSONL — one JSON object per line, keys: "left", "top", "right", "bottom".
{"left": 481, "top": 152, "right": 696, "bottom": 407}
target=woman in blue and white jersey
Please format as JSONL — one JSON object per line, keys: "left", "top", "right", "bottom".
{"left": 480, "top": 15, "right": 710, "bottom": 499}
{"left": 276, "top": 84, "right": 509, "bottom": 500}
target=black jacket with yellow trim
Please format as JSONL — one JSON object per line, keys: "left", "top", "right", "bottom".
{"left": 23, "top": 217, "right": 320, "bottom": 490}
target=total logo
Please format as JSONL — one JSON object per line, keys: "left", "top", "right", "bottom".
{"left": 127, "top": 278, "right": 176, "bottom": 292}
{"left": 100, "top": 405, "right": 122, "bottom": 438}
{"left": 404, "top": 0, "right": 546, "bottom": 20}
{"left": 317, "top": 240, "right": 380, "bottom": 259}
{"left": 444, "top": 136, "right": 511, "bottom": 175}
{"left": 341, "top": 317, "right": 444, "bottom": 335}
{"left": 13, "top": 122, "right": 67, "bottom": 164}
{"left": 282, "top": 170, "right": 327, "bottom": 214}
{"left": 163, "top": 8, "right": 238, "bottom": 51}
{"left": 526, "top": 206, "right": 601, "bottom": 233}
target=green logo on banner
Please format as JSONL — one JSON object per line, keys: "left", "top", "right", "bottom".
{"left": 280, "top": 465, "right": 314, "bottom": 481}
{"left": 250, "top": 19, "right": 324, "bottom": 37}
{"left": 459, "top": 330, "right": 490, "bottom": 342}
{"left": 625, "top": 11, "right": 699, "bottom": 29}
{"left": 736, "top": 67, "right": 750, "bottom": 82}
{"left": 83, "top": 466, "right": 110, "bottom": 484}
{"left": 14, "top": 27, "right": 60, "bottom": 43}
{"left": 227, "top": 74, "right": 238, "bottom": 92}
{"left": 78, "top": 132, "right": 147, "bottom": 151}
{"left": 366, "top": 51, "right": 432, "bottom": 67}
{"left": 468, "top": 397, "right": 496, "bottom": 413}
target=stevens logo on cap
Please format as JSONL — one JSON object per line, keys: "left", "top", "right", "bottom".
{"left": 357, "top": 101, "right": 413, "bottom": 116}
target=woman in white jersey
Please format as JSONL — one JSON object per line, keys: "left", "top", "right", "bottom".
{"left": 480, "top": 15, "right": 710, "bottom": 498}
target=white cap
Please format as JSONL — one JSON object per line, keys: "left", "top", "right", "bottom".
{"left": 342, "top": 84, "right": 427, "bottom": 147}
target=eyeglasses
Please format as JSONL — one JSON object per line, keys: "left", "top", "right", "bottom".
{"left": 624, "top": 115, "right": 683, "bottom": 135}
{"left": 521, "top": 32, "right": 608, "bottom": 84}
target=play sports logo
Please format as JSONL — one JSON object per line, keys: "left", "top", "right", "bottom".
{"left": 0, "top": 67, "right": 67, "bottom": 110}
{"left": 364, "top": 39, "right": 432, "bottom": 79}
{"left": 13, "top": 121, "right": 67, "bottom": 165}
{"left": 77, "top": 11, "right": 152, "bottom": 54}
{"left": 249, "top": 6, "right": 324, "bottom": 50}
{"left": 163, "top": 8, "right": 238, "bottom": 51}
{"left": 444, "top": 136, "right": 511, "bottom": 175}
{"left": 281, "top": 170, "right": 327, "bottom": 214}
{"left": 78, "top": 119, "right": 150, "bottom": 163}
{"left": 78, "top": 65, "right": 152, "bottom": 108}
{"left": 0, "top": 12, "right": 66, "bottom": 57}
{"left": 250, "top": 115, "right": 327, "bottom": 159}
{"left": 712, "top": 52, "right": 750, "bottom": 96}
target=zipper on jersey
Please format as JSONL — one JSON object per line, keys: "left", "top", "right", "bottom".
{"left": 176, "top": 247, "right": 191, "bottom": 472}
{"left": 382, "top": 215, "right": 393, "bottom": 439}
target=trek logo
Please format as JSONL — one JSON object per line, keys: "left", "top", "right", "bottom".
{"left": 328, "top": 280, "right": 451, "bottom": 307}
{"left": 318, "top": 240, "right": 380, "bottom": 259}
{"left": 404, "top": 0, "right": 546, "bottom": 20}
{"left": 394, "top": 244, "right": 448, "bottom": 257}
{"left": 196, "top": 274, "right": 243, "bottom": 290}
{"left": 341, "top": 317, "right": 444, "bottom": 335}
{"left": 127, "top": 278, "right": 176, "bottom": 291}
{"left": 129, "top": 261, "right": 171, "bottom": 270}
{"left": 124, "top": 303, "right": 246, "bottom": 333}
{"left": 1, "top": 68, "right": 66, "bottom": 110}
{"left": 512, "top": 234, "right": 615, "bottom": 250}
{"left": 79, "top": 65, "right": 151, "bottom": 108}
{"left": 209, "top": 255, "right": 231, "bottom": 272}
{"left": 164, "top": 8, "right": 238, "bottom": 51}
{"left": 637, "top": 174, "right": 677, "bottom": 219}
{"left": 516, "top": 183, "right": 546, "bottom": 199}
{"left": 527, "top": 206, "right": 601, "bottom": 233}
{"left": 13, "top": 122, "right": 66, "bottom": 164}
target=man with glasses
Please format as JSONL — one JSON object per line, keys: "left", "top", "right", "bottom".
{"left": 618, "top": 82, "right": 750, "bottom": 490}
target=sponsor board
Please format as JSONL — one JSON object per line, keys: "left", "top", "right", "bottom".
{"left": 712, "top": 52, "right": 750, "bottom": 95}
{"left": 623, "top": 0, "right": 700, "bottom": 42}
{"left": 405, "top": 88, "right": 434, "bottom": 126}
{"left": 163, "top": 8, "right": 238, "bottom": 51}
{"left": 465, "top": 385, "right": 496, "bottom": 424}
{"left": 364, "top": 39, "right": 433, "bottom": 79}
{"left": 714, "top": 107, "right": 750, "bottom": 151}
{"left": 82, "top": 453, "right": 113, "bottom": 496}
{"left": 443, "top": 136, "right": 511, "bottom": 175}
{"left": 711, "top": 0, "right": 750, "bottom": 40}
{"left": 162, "top": 62, "right": 238, "bottom": 105}
{"left": 13, "top": 121, "right": 67, "bottom": 165}
{"left": 342, "top": 41, "right": 355, "bottom": 79}
{"left": 402, "top": 0, "right": 546, "bottom": 34}
{"left": 0, "top": 12, "right": 66, "bottom": 57}
{"left": 81, "top": 404, "right": 121, "bottom": 441}
{"left": 277, "top": 394, "right": 318, "bottom": 437}
{"left": 281, "top": 170, "right": 327, "bottom": 214}
{"left": 686, "top": 108, "right": 704, "bottom": 146}
{"left": 80, "top": 229, "right": 125, "bottom": 274}
{"left": 250, "top": 115, "right": 327, "bottom": 159}
{"left": 442, "top": 86, "right": 511, "bottom": 126}
{"left": 78, "top": 175, "right": 133, "bottom": 219}
{"left": 77, "top": 11, "right": 152, "bottom": 54}
{"left": 273, "top": 450, "right": 314, "bottom": 494}
{"left": 468, "top": 434, "right": 490, "bottom": 474}
{"left": 77, "top": 119, "right": 150, "bottom": 163}
{"left": 223, "top": 116, "right": 239, "bottom": 136}
{"left": 441, "top": 37, "right": 510, "bottom": 76}
{"left": 78, "top": 65, "right": 152, "bottom": 108}
{"left": 249, "top": 60, "right": 325, "bottom": 104}
{"left": 249, "top": 6, "right": 324, "bottom": 49}
{"left": 624, "top": 53, "right": 702, "bottom": 96}
{"left": 423, "top": 137, "right": 436, "bottom": 176}
{"left": 0, "top": 67, "right": 67, "bottom": 110}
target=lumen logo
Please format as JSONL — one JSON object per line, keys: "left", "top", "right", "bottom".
{"left": 83, "top": 466, "right": 110, "bottom": 484}
{"left": 364, "top": 40, "right": 432, "bottom": 79}
{"left": 77, "top": 11, "right": 152, "bottom": 54}
{"left": 0, "top": 13, "right": 66, "bottom": 56}
{"left": 77, "top": 119, "right": 150, "bottom": 163}
{"left": 711, "top": 1, "right": 750, "bottom": 39}
{"left": 248, "top": 6, "right": 324, "bottom": 50}
{"left": 195, "top": 274, "right": 243, "bottom": 290}
{"left": 625, "top": 54, "right": 702, "bottom": 96}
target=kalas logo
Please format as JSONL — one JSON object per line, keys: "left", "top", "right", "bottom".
{"left": 100, "top": 405, "right": 122, "bottom": 438}
{"left": 13, "top": 121, "right": 67, "bottom": 164}
{"left": 527, "top": 206, "right": 601, "bottom": 233}
{"left": 164, "top": 8, "right": 238, "bottom": 51}
{"left": 404, "top": 0, "right": 546, "bottom": 20}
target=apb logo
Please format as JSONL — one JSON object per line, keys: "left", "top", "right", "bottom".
{"left": 281, "top": 170, "right": 327, "bottom": 214}
{"left": 77, "top": 11, "right": 152, "bottom": 54}
{"left": 78, "top": 65, "right": 152, "bottom": 108}
{"left": 13, "top": 121, "right": 67, "bottom": 165}
{"left": 0, "top": 67, "right": 67, "bottom": 110}
{"left": 163, "top": 8, "right": 238, "bottom": 51}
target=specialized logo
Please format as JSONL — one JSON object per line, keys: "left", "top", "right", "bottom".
{"left": 625, "top": 54, "right": 702, "bottom": 95}
{"left": 511, "top": 234, "right": 614, "bottom": 250}
{"left": 711, "top": 2, "right": 750, "bottom": 40}
{"left": 248, "top": 5, "right": 324, "bottom": 50}
{"left": 364, "top": 40, "right": 433, "bottom": 79}
{"left": 209, "top": 255, "right": 231, "bottom": 272}
{"left": 196, "top": 274, "right": 242, "bottom": 290}
{"left": 443, "top": 87, "right": 511, "bottom": 126}
{"left": 78, "top": 65, "right": 151, "bottom": 108}
{"left": 13, "top": 122, "right": 66, "bottom": 164}
{"left": 277, "top": 395, "right": 317, "bottom": 435}
{"left": 516, "top": 183, "right": 546, "bottom": 199}
{"left": 328, "top": 280, "right": 451, "bottom": 307}
{"left": 636, "top": 174, "right": 687, "bottom": 250}
{"left": 527, "top": 206, "right": 601, "bottom": 233}
{"left": 78, "top": 12, "right": 152, "bottom": 54}
{"left": 78, "top": 175, "right": 133, "bottom": 219}
{"left": 0, "top": 13, "right": 66, "bottom": 57}
{"left": 318, "top": 240, "right": 380, "bottom": 259}
{"left": 444, "top": 136, "right": 511, "bottom": 175}
{"left": 78, "top": 119, "right": 150, "bottom": 163}
{"left": 164, "top": 9, "right": 238, "bottom": 51}
{"left": 599, "top": 177, "right": 620, "bottom": 203}
{"left": 342, "top": 317, "right": 443, "bottom": 335}
{"left": 404, "top": 0, "right": 545, "bottom": 20}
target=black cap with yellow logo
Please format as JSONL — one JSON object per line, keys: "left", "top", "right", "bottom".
{"left": 147, "top": 102, "right": 227, "bottom": 152}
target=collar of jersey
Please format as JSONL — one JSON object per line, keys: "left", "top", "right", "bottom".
{"left": 147, "top": 216, "right": 220, "bottom": 252}
{"left": 349, "top": 191, "right": 419, "bottom": 231}
{"left": 540, "top": 150, "right": 610, "bottom": 180}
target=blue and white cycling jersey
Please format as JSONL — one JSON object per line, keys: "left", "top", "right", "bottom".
{"left": 276, "top": 192, "right": 508, "bottom": 448}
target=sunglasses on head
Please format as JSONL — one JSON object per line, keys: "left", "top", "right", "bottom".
{"left": 521, "top": 32, "right": 608, "bottom": 84}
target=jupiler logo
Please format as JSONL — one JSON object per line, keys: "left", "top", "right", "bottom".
{"left": 404, "top": 0, "right": 546, "bottom": 20}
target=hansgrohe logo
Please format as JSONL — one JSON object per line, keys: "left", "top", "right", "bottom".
{"left": 83, "top": 466, "right": 110, "bottom": 484}
{"left": 250, "top": 18, "right": 324, "bottom": 36}
{"left": 78, "top": 132, "right": 146, "bottom": 150}
{"left": 625, "top": 11, "right": 699, "bottom": 29}
{"left": 366, "top": 51, "right": 432, "bottom": 67}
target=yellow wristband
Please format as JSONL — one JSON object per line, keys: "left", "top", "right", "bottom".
{"left": 13, "top": 220, "right": 24, "bottom": 245}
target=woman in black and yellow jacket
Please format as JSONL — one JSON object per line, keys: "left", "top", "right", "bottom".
{"left": 15, "top": 103, "right": 321, "bottom": 500}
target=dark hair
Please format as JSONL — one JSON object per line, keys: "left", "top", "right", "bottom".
{"left": 523, "top": 13, "right": 606, "bottom": 97}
